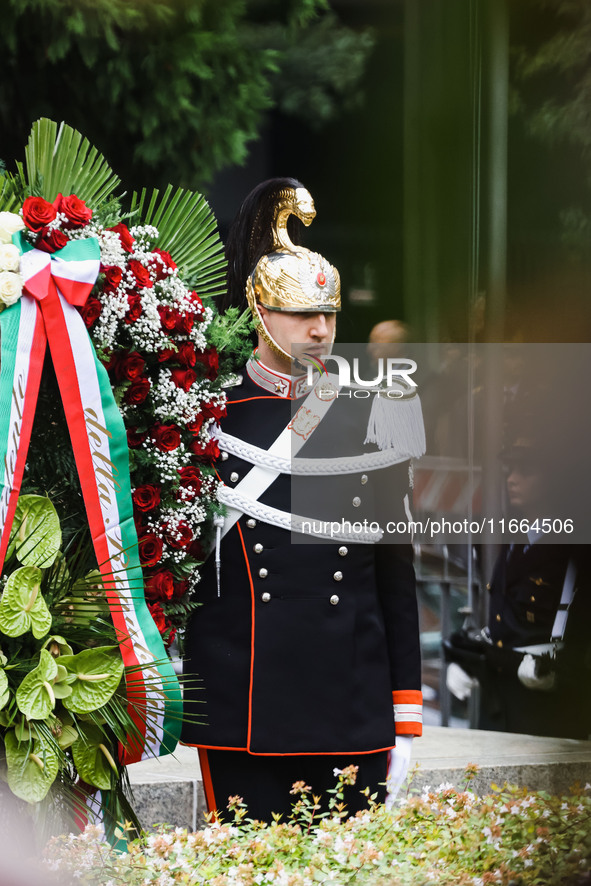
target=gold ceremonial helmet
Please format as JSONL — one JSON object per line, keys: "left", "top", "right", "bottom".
{"left": 246, "top": 186, "right": 341, "bottom": 361}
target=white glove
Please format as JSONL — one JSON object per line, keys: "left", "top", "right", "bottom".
{"left": 385, "top": 734, "right": 413, "bottom": 807}
{"left": 446, "top": 662, "right": 479, "bottom": 701}
{"left": 517, "top": 653, "right": 556, "bottom": 691}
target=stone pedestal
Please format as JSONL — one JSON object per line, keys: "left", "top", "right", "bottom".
{"left": 127, "top": 726, "right": 591, "bottom": 831}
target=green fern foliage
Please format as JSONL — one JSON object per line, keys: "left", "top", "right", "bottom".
{"left": 24, "top": 118, "right": 120, "bottom": 207}
{"left": 130, "top": 185, "right": 226, "bottom": 297}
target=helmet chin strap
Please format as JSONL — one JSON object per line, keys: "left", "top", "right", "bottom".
{"left": 246, "top": 277, "right": 336, "bottom": 372}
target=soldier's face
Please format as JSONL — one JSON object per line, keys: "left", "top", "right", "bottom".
{"left": 506, "top": 463, "right": 544, "bottom": 512}
{"left": 258, "top": 307, "right": 336, "bottom": 362}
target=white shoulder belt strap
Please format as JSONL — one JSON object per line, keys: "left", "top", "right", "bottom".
{"left": 212, "top": 374, "right": 341, "bottom": 593}
{"left": 216, "top": 373, "right": 342, "bottom": 542}
{"left": 214, "top": 428, "right": 413, "bottom": 474}
{"left": 514, "top": 558, "right": 577, "bottom": 655}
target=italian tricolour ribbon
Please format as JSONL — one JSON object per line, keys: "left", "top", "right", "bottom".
{"left": 0, "top": 231, "right": 181, "bottom": 764}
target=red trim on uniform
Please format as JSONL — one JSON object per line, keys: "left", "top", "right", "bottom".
{"left": 181, "top": 741, "right": 248, "bottom": 751}
{"left": 182, "top": 742, "right": 396, "bottom": 756}
{"left": 248, "top": 360, "right": 277, "bottom": 387}
{"left": 395, "top": 721, "right": 422, "bottom": 737}
{"left": 392, "top": 689, "right": 423, "bottom": 737}
{"left": 229, "top": 395, "right": 296, "bottom": 404}
{"left": 198, "top": 748, "right": 218, "bottom": 818}
{"left": 392, "top": 689, "right": 423, "bottom": 706}
{"left": 235, "top": 521, "right": 257, "bottom": 752}
{"left": 236, "top": 745, "right": 397, "bottom": 757}
{"left": 185, "top": 741, "right": 394, "bottom": 757}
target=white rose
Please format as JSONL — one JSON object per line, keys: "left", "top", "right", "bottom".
{"left": 0, "top": 243, "right": 21, "bottom": 273}
{"left": 0, "top": 212, "right": 25, "bottom": 245}
{"left": 0, "top": 271, "right": 23, "bottom": 306}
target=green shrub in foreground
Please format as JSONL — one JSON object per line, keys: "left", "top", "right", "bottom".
{"left": 44, "top": 766, "right": 591, "bottom": 886}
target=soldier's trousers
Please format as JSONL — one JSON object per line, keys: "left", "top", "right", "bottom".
{"left": 198, "top": 748, "right": 389, "bottom": 822}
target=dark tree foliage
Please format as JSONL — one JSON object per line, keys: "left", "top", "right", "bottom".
{"left": 512, "top": 0, "right": 591, "bottom": 252}
{"left": 0, "top": 0, "right": 373, "bottom": 191}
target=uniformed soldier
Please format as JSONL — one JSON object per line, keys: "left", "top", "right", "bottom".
{"left": 446, "top": 437, "right": 591, "bottom": 739}
{"left": 182, "top": 179, "right": 426, "bottom": 820}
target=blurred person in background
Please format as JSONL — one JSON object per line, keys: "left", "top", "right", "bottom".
{"left": 446, "top": 433, "right": 591, "bottom": 739}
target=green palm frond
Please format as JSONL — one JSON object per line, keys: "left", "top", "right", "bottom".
{"left": 0, "top": 163, "right": 27, "bottom": 211}
{"left": 130, "top": 185, "right": 227, "bottom": 298}
{"left": 24, "top": 118, "right": 120, "bottom": 207}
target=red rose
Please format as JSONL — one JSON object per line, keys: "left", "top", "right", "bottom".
{"left": 197, "top": 347, "right": 219, "bottom": 380}
{"left": 132, "top": 484, "right": 161, "bottom": 512}
{"left": 176, "top": 311, "right": 194, "bottom": 335}
{"left": 138, "top": 533, "right": 163, "bottom": 567}
{"left": 177, "top": 342, "right": 196, "bottom": 367}
{"left": 127, "top": 427, "right": 147, "bottom": 448}
{"left": 147, "top": 601, "right": 167, "bottom": 633}
{"left": 190, "top": 437, "right": 220, "bottom": 462}
{"left": 99, "top": 350, "right": 116, "bottom": 371}
{"left": 189, "top": 291, "right": 204, "bottom": 316}
{"left": 128, "top": 259, "right": 153, "bottom": 289}
{"left": 54, "top": 193, "right": 92, "bottom": 228}
{"left": 150, "top": 249, "right": 177, "bottom": 281}
{"left": 115, "top": 350, "right": 145, "bottom": 382}
{"left": 207, "top": 348, "right": 219, "bottom": 376}
{"left": 108, "top": 222, "right": 135, "bottom": 252}
{"left": 172, "top": 579, "right": 189, "bottom": 599}
{"left": 102, "top": 265, "right": 123, "bottom": 292}
{"left": 188, "top": 540, "right": 206, "bottom": 561}
{"left": 79, "top": 296, "right": 102, "bottom": 329}
{"left": 22, "top": 196, "right": 57, "bottom": 232}
{"left": 177, "top": 465, "right": 202, "bottom": 498}
{"left": 124, "top": 377, "right": 151, "bottom": 405}
{"left": 158, "top": 347, "right": 175, "bottom": 362}
{"left": 164, "top": 520, "right": 193, "bottom": 549}
{"left": 144, "top": 570, "right": 174, "bottom": 601}
{"left": 36, "top": 229, "right": 68, "bottom": 253}
{"left": 157, "top": 305, "right": 179, "bottom": 332}
{"left": 202, "top": 400, "right": 226, "bottom": 421}
{"left": 125, "top": 292, "right": 142, "bottom": 324}
{"left": 152, "top": 423, "right": 181, "bottom": 452}
{"left": 178, "top": 465, "right": 201, "bottom": 487}
{"left": 186, "top": 415, "right": 204, "bottom": 435}
{"left": 165, "top": 626, "right": 177, "bottom": 648}
{"left": 171, "top": 367, "right": 197, "bottom": 392}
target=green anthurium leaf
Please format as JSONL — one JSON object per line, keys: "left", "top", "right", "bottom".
{"left": 0, "top": 566, "right": 52, "bottom": 639}
{"left": 6, "top": 494, "right": 62, "bottom": 568}
{"left": 5, "top": 730, "right": 60, "bottom": 803}
{"left": 57, "top": 722, "right": 78, "bottom": 750}
{"left": 48, "top": 712, "right": 78, "bottom": 750}
{"left": 71, "top": 722, "right": 117, "bottom": 790}
{"left": 15, "top": 649, "right": 58, "bottom": 720}
{"left": 43, "top": 635, "right": 74, "bottom": 657}
{"left": 0, "top": 648, "right": 7, "bottom": 667}
{"left": 59, "top": 647, "right": 124, "bottom": 714}
{"left": 52, "top": 664, "right": 72, "bottom": 699}
{"left": 0, "top": 670, "right": 9, "bottom": 709}
{"left": 14, "top": 716, "right": 34, "bottom": 743}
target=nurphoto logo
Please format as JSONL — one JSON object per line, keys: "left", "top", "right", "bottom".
{"left": 302, "top": 353, "right": 418, "bottom": 399}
